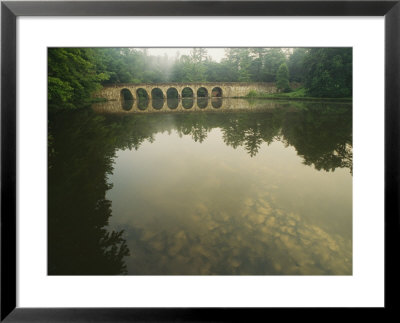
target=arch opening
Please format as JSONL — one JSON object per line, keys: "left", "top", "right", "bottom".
{"left": 197, "top": 87, "right": 208, "bottom": 97}
{"left": 182, "top": 87, "right": 194, "bottom": 98}
{"left": 151, "top": 88, "right": 164, "bottom": 100}
{"left": 211, "top": 87, "right": 223, "bottom": 97}
{"left": 151, "top": 88, "right": 164, "bottom": 110}
{"left": 182, "top": 98, "right": 194, "bottom": 109}
{"left": 197, "top": 97, "right": 208, "bottom": 109}
{"left": 167, "top": 98, "right": 179, "bottom": 110}
{"left": 182, "top": 87, "right": 194, "bottom": 109}
{"left": 152, "top": 99, "right": 164, "bottom": 110}
{"left": 167, "top": 88, "right": 179, "bottom": 109}
{"left": 136, "top": 88, "right": 148, "bottom": 99}
{"left": 136, "top": 88, "right": 149, "bottom": 110}
{"left": 120, "top": 89, "right": 134, "bottom": 111}
{"left": 167, "top": 88, "right": 179, "bottom": 99}
{"left": 211, "top": 98, "right": 223, "bottom": 109}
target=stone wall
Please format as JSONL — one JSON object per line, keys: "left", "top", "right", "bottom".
{"left": 93, "top": 82, "right": 284, "bottom": 102}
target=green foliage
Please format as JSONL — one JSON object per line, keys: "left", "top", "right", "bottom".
{"left": 276, "top": 63, "right": 290, "bottom": 91}
{"left": 275, "top": 87, "right": 307, "bottom": 98}
{"left": 48, "top": 47, "right": 353, "bottom": 110}
{"left": 222, "top": 48, "right": 286, "bottom": 82}
{"left": 288, "top": 48, "right": 308, "bottom": 82}
{"left": 136, "top": 88, "right": 149, "bottom": 99}
{"left": 171, "top": 54, "right": 206, "bottom": 82}
{"left": 48, "top": 109, "right": 131, "bottom": 274}
{"left": 48, "top": 47, "right": 178, "bottom": 109}
{"left": 48, "top": 76, "right": 73, "bottom": 104}
{"left": 169, "top": 48, "right": 288, "bottom": 83}
{"left": 303, "top": 48, "right": 352, "bottom": 98}
{"left": 244, "top": 87, "right": 351, "bottom": 102}
{"left": 48, "top": 48, "right": 108, "bottom": 109}
{"left": 262, "top": 48, "right": 287, "bottom": 82}
{"left": 246, "top": 90, "right": 259, "bottom": 97}
{"left": 93, "top": 48, "right": 172, "bottom": 84}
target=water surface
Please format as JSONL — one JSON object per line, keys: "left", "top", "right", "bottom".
{"left": 48, "top": 99, "right": 352, "bottom": 275}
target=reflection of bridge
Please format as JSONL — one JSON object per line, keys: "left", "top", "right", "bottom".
{"left": 91, "top": 97, "right": 281, "bottom": 114}
{"left": 94, "top": 82, "right": 278, "bottom": 102}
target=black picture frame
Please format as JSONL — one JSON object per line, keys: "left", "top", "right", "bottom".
{"left": 1, "top": 0, "right": 399, "bottom": 321}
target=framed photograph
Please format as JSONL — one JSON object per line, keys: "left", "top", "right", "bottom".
{"left": 1, "top": 0, "right": 399, "bottom": 321}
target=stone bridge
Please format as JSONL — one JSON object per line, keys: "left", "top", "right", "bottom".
{"left": 94, "top": 82, "right": 279, "bottom": 102}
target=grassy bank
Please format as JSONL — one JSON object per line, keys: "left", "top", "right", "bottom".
{"left": 244, "top": 88, "right": 352, "bottom": 102}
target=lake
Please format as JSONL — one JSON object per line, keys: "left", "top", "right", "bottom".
{"left": 48, "top": 99, "right": 352, "bottom": 275}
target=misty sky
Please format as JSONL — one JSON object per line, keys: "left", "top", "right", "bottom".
{"left": 143, "top": 47, "right": 293, "bottom": 62}
{"left": 145, "top": 48, "right": 227, "bottom": 62}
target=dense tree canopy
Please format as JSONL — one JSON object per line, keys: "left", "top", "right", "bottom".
{"left": 48, "top": 48, "right": 108, "bottom": 108}
{"left": 287, "top": 48, "right": 308, "bottom": 82}
{"left": 303, "top": 48, "right": 352, "bottom": 98}
{"left": 48, "top": 47, "right": 352, "bottom": 108}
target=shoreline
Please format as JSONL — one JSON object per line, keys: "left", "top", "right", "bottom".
{"left": 239, "top": 96, "right": 352, "bottom": 103}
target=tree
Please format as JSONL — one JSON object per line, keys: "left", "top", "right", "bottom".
{"left": 303, "top": 48, "right": 352, "bottom": 98}
{"left": 262, "top": 49, "right": 286, "bottom": 82}
{"left": 248, "top": 48, "right": 266, "bottom": 81}
{"left": 48, "top": 48, "right": 108, "bottom": 108}
{"left": 170, "top": 51, "right": 207, "bottom": 82}
{"left": 191, "top": 48, "right": 208, "bottom": 63}
{"left": 276, "top": 63, "right": 290, "bottom": 92}
{"left": 288, "top": 48, "right": 308, "bottom": 82}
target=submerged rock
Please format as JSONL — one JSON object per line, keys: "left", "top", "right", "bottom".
{"left": 249, "top": 213, "right": 266, "bottom": 224}
{"left": 257, "top": 206, "right": 271, "bottom": 215}
{"left": 244, "top": 198, "right": 254, "bottom": 207}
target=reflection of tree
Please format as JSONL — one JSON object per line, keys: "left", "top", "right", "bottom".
{"left": 48, "top": 109, "right": 129, "bottom": 275}
{"left": 107, "top": 104, "right": 352, "bottom": 171}
{"left": 221, "top": 117, "right": 245, "bottom": 149}
{"left": 280, "top": 104, "right": 352, "bottom": 174}
{"left": 117, "top": 104, "right": 352, "bottom": 172}
{"left": 221, "top": 111, "right": 284, "bottom": 156}
{"left": 244, "top": 127, "right": 264, "bottom": 157}
{"left": 48, "top": 103, "right": 352, "bottom": 274}
{"left": 175, "top": 114, "right": 211, "bottom": 143}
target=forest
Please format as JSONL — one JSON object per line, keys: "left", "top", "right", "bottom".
{"left": 48, "top": 47, "right": 352, "bottom": 109}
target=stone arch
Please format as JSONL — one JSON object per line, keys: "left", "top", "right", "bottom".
{"left": 166, "top": 88, "right": 179, "bottom": 109}
{"left": 151, "top": 87, "right": 164, "bottom": 109}
{"left": 182, "top": 87, "right": 194, "bottom": 98}
{"left": 136, "top": 88, "right": 149, "bottom": 99}
{"left": 136, "top": 88, "right": 149, "bottom": 110}
{"left": 120, "top": 88, "right": 134, "bottom": 101}
{"left": 120, "top": 88, "right": 134, "bottom": 111}
{"left": 151, "top": 88, "right": 164, "bottom": 100}
{"left": 166, "top": 87, "right": 179, "bottom": 99}
{"left": 211, "top": 87, "right": 223, "bottom": 97}
{"left": 197, "top": 87, "right": 208, "bottom": 97}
